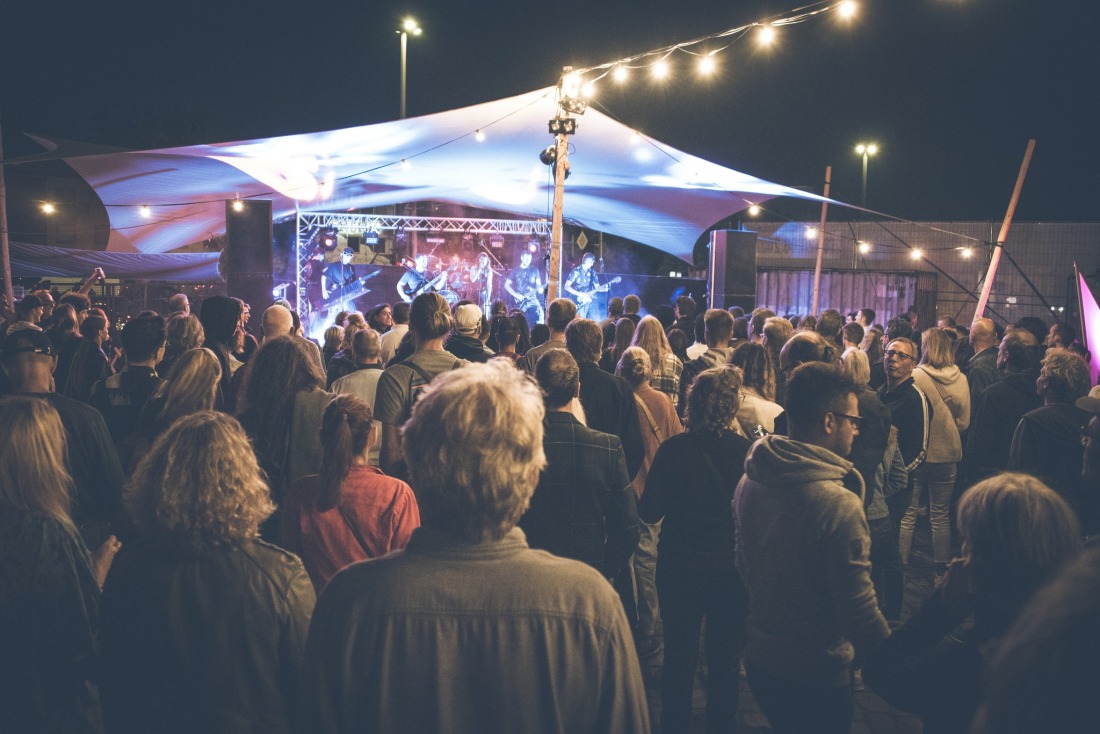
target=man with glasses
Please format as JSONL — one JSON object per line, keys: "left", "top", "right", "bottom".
{"left": 877, "top": 338, "right": 931, "bottom": 534}
{"left": 734, "top": 362, "right": 888, "bottom": 733}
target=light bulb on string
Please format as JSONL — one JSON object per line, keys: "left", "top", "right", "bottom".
{"left": 140, "top": 205, "right": 152, "bottom": 218}
{"left": 652, "top": 60, "right": 669, "bottom": 80}
{"left": 961, "top": 247, "right": 973, "bottom": 258}
{"left": 475, "top": 129, "right": 485, "bottom": 142}
{"left": 698, "top": 54, "right": 716, "bottom": 75}
{"left": 581, "top": 81, "right": 596, "bottom": 98}
{"left": 805, "top": 226, "right": 818, "bottom": 238}
{"left": 838, "top": 1, "right": 857, "bottom": 20}
{"left": 858, "top": 241, "right": 871, "bottom": 254}
{"left": 41, "top": 202, "right": 56, "bottom": 214}
{"left": 910, "top": 248, "right": 924, "bottom": 260}
{"left": 757, "top": 25, "right": 776, "bottom": 46}
{"left": 232, "top": 197, "right": 244, "bottom": 212}
{"left": 748, "top": 204, "right": 761, "bottom": 216}
{"left": 613, "top": 65, "right": 628, "bottom": 83}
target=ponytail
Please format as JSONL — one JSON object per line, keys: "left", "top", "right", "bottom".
{"left": 317, "top": 394, "right": 374, "bottom": 511}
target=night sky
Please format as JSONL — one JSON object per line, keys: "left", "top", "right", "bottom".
{"left": 1, "top": 0, "right": 1094, "bottom": 223}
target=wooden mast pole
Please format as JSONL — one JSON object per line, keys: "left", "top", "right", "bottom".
{"left": 973, "top": 139, "right": 1037, "bottom": 320}
{"left": 810, "top": 166, "right": 831, "bottom": 316}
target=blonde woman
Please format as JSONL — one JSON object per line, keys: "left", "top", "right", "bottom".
{"left": 99, "top": 412, "right": 314, "bottom": 733}
{"left": 631, "top": 315, "right": 683, "bottom": 408}
{"left": 0, "top": 397, "right": 120, "bottom": 731}
{"left": 903, "top": 328, "right": 970, "bottom": 583}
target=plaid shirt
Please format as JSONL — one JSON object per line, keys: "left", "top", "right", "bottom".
{"left": 651, "top": 353, "right": 683, "bottom": 407}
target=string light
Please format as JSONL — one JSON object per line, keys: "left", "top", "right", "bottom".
{"left": 961, "top": 246, "right": 973, "bottom": 258}
{"left": 748, "top": 204, "right": 761, "bottom": 216}
{"left": 910, "top": 248, "right": 924, "bottom": 260}
{"left": 232, "top": 197, "right": 244, "bottom": 212}
{"left": 652, "top": 60, "right": 669, "bottom": 79}
{"left": 757, "top": 24, "right": 777, "bottom": 46}
{"left": 805, "top": 226, "right": 818, "bottom": 238}
{"left": 838, "top": 1, "right": 857, "bottom": 19}
{"left": 140, "top": 205, "right": 152, "bottom": 218}
{"left": 401, "top": 159, "right": 411, "bottom": 170}
{"left": 698, "top": 54, "right": 717, "bottom": 75}
{"left": 858, "top": 241, "right": 871, "bottom": 254}
{"left": 613, "top": 65, "right": 628, "bottom": 82}
{"left": 475, "top": 129, "right": 485, "bottom": 142}
{"left": 41, "top": 202, "right": 56, "bottom": 214}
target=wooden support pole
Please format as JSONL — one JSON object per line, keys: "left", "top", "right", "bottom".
{"left": 973, "top": 139, "right": 1037, "bottom": 321}
{"left": 547, "top": 131, "right": 567, "bottom": 303}
{"left": 810, "top": 166, "right": 831, "bottom": 316}
{"left": 0, "top": 116, "right": 15, "bottom": 318}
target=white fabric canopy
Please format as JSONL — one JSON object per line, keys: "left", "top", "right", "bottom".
{"left": 44, "top": 88, "right": 825, "bottom": 262}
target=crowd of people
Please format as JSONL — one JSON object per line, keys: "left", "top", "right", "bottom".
{"left": 2, "top": 283, "right": 1099, "bottom": 733}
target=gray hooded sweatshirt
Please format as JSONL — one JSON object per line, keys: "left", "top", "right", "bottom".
{"left": 733, "top": 434, "right": 890, "bottom": 685}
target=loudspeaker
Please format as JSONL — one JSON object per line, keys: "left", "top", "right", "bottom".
{"left": 224, "top": 200, "right": 273, "bottom": 276}
{"left": 224, "top": 200, "right": 273, "bottom": 333}
{"left": 708, "top": 229, "right": 757, "bottom": 311}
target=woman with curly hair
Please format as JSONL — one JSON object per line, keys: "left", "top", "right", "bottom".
{"left": 0, "top": 397, "right": 121, "bottom": 733}
{"left": 237, "top": 335, "right": 332, "bottom": 539}
{"left": 282, "top": 395, "right": 420, "bottom": 593}
{"left": 158, "top": 314, "right": 204, "bottom": 378}
{"left": 638, "top": 366, "right": 751, "bottom": 734}
{"left": 99, "top": 412, "right": 315, "bottom": 733}
{"left": 631, "top": 315, "right": 683, "bottom": 408}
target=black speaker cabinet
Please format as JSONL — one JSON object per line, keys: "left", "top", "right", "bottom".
{"left": 708, "top": 229, "right": 757, "bottom": 311}
{"left": 224, "top": 200, "right": 273, "bottom": 332}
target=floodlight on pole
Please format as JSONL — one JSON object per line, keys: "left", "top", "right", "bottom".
{"left": 855, "top": 142, "right": 878, "bottom": 208}
{"left": 398, "top": 18, "right": 421, "bottom": 119}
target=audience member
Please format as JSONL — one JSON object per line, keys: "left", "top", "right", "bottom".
{"left": 282, "top": 395, "right": 419, "bottom": 593}
{"left": 375, "top": 292, "right": 466, "bottom": 478}
{"left": 564, "top": 318, "right": 644, "bottom": 478}
{"left": 966, "top": 317, "right": 999, "bottom": 405}
{"left": 524, "top": 297, "right": 575, "bottom": 373}
{"left": 0, "top": 396, "right": 120, "bottom": 733}
{"left": 735, "top": 362, "right": 888, "bottom": 733}
{"left": 159, "top": 313, "right": 204, "bottom": 377}
{"left": 640, "top": 366, "right": 750, "bottom": 734}
{"left": 237, "top": 335, "right": 332, "bottom": 540}
{"left": 1008, "top": 348, "right": 1094, "bottom": 533}
{"left": 669, "top": 295, "right": 696, "bottom": 337}
{"left": 133, "top": 347, "right": 221, "bottom": 470}
{"left": 300, "top": 361, "right": 651, "bottom": 732}
{"left": 65, "top": 313, "right": 114, "bottom": 402}
{"left": 616, "top": 346, "right": 683, "bottom": 660}
{"left": 965, "top": 329, "right": 1042, "bottom": 482}
{"left": 378, "top": 301, "right": 410, "bottom": 365}
{"left": 902, "top": 327, "right": 970, "bottom": 585}
{"left": 600, "top": 316, "right": 635, "bottom": 373}
{"left": 100, "top": 412, "right": 315, "bottom": 733}
{"left": 2, "top": 329, "right": 125, "bottom": 546}
{"left": 90, "top": 315, "right": 167, "bottom": 469}
{"left": 678, "top": 308, "right": 735, "bottom": 415}
{"left": 444, "top": 303, "right": 494, "bottom": 362}
{"left": 329, "top": 329, "right": 385, "bottom": 465}
{"left": 730, "top": 341, "right": 782, "bottom": 435}
{"left": 865, "top": 473, "right": 1081, "bottom": 733}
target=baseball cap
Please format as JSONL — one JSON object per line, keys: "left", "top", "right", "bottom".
{"left": 1076, "top": 385, "right": 1100, "bottom": 414}
{"left": 454, "top": 304, "right": 483, "bottom": 334}
{"left": 1, "top": 328, "right": 54, "bottom": 361}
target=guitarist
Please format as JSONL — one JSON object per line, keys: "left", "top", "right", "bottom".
{"left": 322, "top": 248, "right": 360, "bottom": 305}
{"left": 397, "top": 254, "right": 446, "bottom": 304}
{"left": 504, "top": 251, "right": 543, "bottom": 325}
{"left": 565, "top": 253, "right": 609, "bottom": 320}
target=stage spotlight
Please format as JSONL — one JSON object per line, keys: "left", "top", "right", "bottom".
{"left": 528, "top": 240, "right": 540, "bottom": 253}
{"left": 539, "top": 146, "right": 571, "bottom": 178}
{"left": 321, "top": 227, "right": 338, "bottom": 251}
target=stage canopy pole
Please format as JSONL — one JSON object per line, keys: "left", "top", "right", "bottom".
{"left": 0, "top": 115, "right": 15, "bottom": 317}
{"left": 810, "top": 165, "right": 832, "bottom": 316}
{"left": 973, "top": 139, "right": 1036, "bottom": 321}
{"left": 547, "top": 66, "right": 582, "bottom": 304}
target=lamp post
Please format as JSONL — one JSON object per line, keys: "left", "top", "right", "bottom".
{"left": 855, "top": 142, "right": 878, "bottom": 209}
{"left": 398, "top": 18, "right": 421, "bottom": 119}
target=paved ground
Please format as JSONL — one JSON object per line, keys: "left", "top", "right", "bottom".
{"left": 639, "top": 516, "right": 941, "bottom": 733}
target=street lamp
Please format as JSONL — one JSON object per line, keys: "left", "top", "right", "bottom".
{"left": 398, "top": 18, "right": 421, "bottom": 119}
{"left": 854, "top": 143, "right": 878, "bottom": 208}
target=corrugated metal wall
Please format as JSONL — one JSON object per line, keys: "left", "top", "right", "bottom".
{"left": 745, "top": 221, "right": 1100, "bottom": 327}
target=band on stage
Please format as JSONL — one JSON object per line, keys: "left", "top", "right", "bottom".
{"left": 308, "top": 242, "right": 617, "bottom": 328}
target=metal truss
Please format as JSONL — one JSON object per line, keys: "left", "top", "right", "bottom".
{"left": 296, "top": 212, "right": 552, "bottom": 235}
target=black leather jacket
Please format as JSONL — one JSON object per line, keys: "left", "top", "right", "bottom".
{"left": 98, "top": 538, "right": 316, "bottom": 734}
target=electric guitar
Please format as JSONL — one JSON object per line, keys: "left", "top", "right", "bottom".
{"left": 572, "top": 276, "right": 621, "bottom": 306}
{"left": 399, "top": 267, "right": 450, "bottom": 302}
